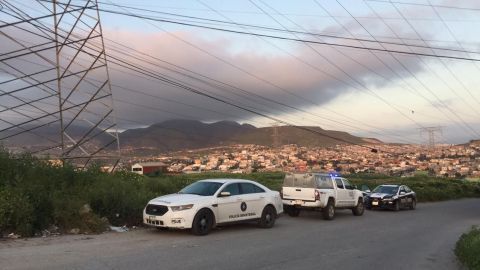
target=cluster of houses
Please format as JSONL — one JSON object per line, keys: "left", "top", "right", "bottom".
{"left": 129, "top": 141, "right": 480, "bottom": 179}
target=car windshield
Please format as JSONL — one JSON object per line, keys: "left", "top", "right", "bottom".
{"left": 373, "top": 185, "right": 399, "bottom": 195}
{"left": 178, "top": 181, "right": 223, "bottom": 196}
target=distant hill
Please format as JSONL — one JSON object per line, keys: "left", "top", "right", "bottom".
{"left": 119, "top": 119, "right": 381, "bottom": 152}
{"left": 1, "top": 119, "right": 383, "bottom": 153}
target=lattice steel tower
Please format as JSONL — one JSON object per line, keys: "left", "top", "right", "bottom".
{"left": 0, "top": 0, "right": 120, "bottom": 169}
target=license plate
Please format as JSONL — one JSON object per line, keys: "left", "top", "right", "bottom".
{"left": 294, "top": 200, "right": 303, "bottom": 205}
{"left": 372, "top": 201, "right": 379, "bottom": 206}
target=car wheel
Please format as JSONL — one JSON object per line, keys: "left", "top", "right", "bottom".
{"left": 286, "top": 206, "right": 300, "bottom": 217}
{"left": 409, "top": 199, "right": 416, "bottom": 210}
{"left": 258, "top": 205, "right": 276, "bottom": 228}
{"left": 191, "top": 209, "right": 214, "bottom": 236}
{"left": 393, "top": 200, "right": 400, "bottom": 211}
{"left": 322, "top": 200, "right": 335, "bottom": 220}
{"left": 352, "top": 199, "right": 365, "bottom": 216}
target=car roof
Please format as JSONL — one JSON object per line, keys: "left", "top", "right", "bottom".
{"left": 198, "top": 179, "right": 258, "bottom": 184}
{"left": 378, "top": 184, "right": 400, "bottom": 187}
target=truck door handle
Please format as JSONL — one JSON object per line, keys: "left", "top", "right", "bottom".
{"left": 236, "top": 198, "right": 242, "bottom": 201}
{"left": 295, "top": 189, "right": 301, "bottom": 191}
{"left": 259, "top": 196, "right": 265, "bottom": 199}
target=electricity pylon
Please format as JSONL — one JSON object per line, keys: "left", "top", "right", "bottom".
{"left": 0, "top": 0, "right": 120, "bottom": 169}
{"left": 419, "top": 126, "right": 443, "bottom": 148}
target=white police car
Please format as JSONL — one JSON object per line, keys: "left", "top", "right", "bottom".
{"left": 143, "top": 179, "right": 283, "bottom": 235}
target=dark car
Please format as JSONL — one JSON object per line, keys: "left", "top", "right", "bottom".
{"left": 365, "top": 184, "right": 416, "bottom": 211}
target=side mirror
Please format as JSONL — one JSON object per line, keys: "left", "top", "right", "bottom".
{"left": 400, "top": 191, "right": 406, "bottom": 195}
{"left": 365, "top": 189, "right": 371, "bottom": 193}
{"left": 218, "top": 191, "right": 231, "bottom": 197}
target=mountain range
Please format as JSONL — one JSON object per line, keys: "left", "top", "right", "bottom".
{"left": 119, "top": 119, "right": 381, "bottom": 152}
{"left": 1, "top": 119, "right": 381, "bottom": 153}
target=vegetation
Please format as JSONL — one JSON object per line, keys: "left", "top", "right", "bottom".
{"left": 349, "top": 173, "right": 480, "bottom": 202}
{"left": 456, "top": 226, "right": 480, "bottom": 270}
{"left": 1, "top": 148, "right": 480, "bottom": 237}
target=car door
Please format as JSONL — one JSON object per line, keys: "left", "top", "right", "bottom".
{"left": 402, "top": 185, "right": 414, "bottom": 206}
{"left": 216, "top": 182, "right": 243, "bottom": 223}
{"left": 334, "top": 178, "right": 348, "bottom": 207}
{"left": 342, "top": 178, "right": 356, "bottom": 207}
{"left": 238, "top": 182, "right": 266, "bottom": 219}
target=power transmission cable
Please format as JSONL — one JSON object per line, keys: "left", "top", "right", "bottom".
{"left": 39, "top": 0, "right": 480, "bottom": 141}
{"left": 50, "top": 0, "right": 480, "bottom": 56}
{"left": 34, "top": 0, "right": 480, "bottom": 62}
{"left": 425, "top": 0, "right": 480, "bottom": 107}
{"left": 385, "top": 1, "right": 480, "bottom": 137}
{"left": 327, "top": 0, "right": 480, "bottom": 138}
{"left": 249, "top": 0, "right": 427, "bottom": 134}
{"left": 197, "top": 0, "right": 425, "bottom": 144}
{"left": 366, "top": 0, "right": 480, "bottom": 12}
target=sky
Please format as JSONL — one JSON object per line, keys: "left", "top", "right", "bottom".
{"left": 2, "top": 0, "right": 480, "bottom": 145}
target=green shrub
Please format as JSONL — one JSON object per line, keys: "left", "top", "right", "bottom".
{"left": 0, "top": 188, "right": 34, "bottom": 236}
{"left": 0, "top": 146, "right": 479, "bottom": 237}
{"left": 456, "top": 226, "right": 480, "bottom": 270}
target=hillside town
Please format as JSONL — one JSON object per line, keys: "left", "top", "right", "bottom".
{"left": 127, "top": 140, "right": 480, "bottom": 179}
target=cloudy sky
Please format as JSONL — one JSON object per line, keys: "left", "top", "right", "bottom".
{"left": 2, "top": 0, "right": 480, "bottom": 144}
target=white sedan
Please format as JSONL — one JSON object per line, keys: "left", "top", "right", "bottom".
{"left": 143, "top": 179, "right": 283, "bottom": 235}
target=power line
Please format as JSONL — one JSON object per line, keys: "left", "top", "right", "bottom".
{"left": 36, "top": 1, "right": 480, "bottom": 62}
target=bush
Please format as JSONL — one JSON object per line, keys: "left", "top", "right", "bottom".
{"left": 456, "top": 226, "right": 480, "bottom": 270}
{"left": 0, "top": 188, "right": 34, "bottom": 236}
{"left": 0, "top": 146, "right": 479, "bottom": 237}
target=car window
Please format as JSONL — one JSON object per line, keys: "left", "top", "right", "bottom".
{"left": 221, "top": 183, "right": 241, "bottom": 196}
{"left": 373, "top": 185, "right": 399, "bottom": 195}
{"left": 335, "top": 178, "right": 344, "bottom": 189}
{"left": 283, "top": 174, "right": 315, "bottom": 188}
{"left": 404, "top": 186, "right": 411, "bottom": 193}
{"left": 240, "top": 183, "right": 264, "bottom": 194}
{"left": 315, "top": 176, "right": 333, "bottom": 189}
{"left": 342, "top": 178, "right": 353, "bottom": 189}
{"left": 399, "top": 186, "right": 406, "bottom": 193}
{"left": 283, "top": 174, "right": 295, "bottom": 187}
{"left": 179, "top": 181, "right": 223, "bottom": 196}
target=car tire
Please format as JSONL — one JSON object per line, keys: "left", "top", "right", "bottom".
{"left": 191, "top": 209, "right": 214, "bottom": 236}
{"left": 286, "top": 206, "right": 300, "bottom": 217}
{"left": 352, "top": 199, "right": 365, "bottom": 216}
{"left": 258, "top": 205, "right": 276, "bottom": 228}
{"left": 393, "top": 200, "right": 400, "bottom": 211}
{"left": 322, "top": 200, "right": 335, "bottom": 220}
{"left": 409, "top": 199, "right": 416, "bottom": 210}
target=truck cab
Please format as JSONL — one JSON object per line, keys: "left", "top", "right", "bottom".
{"left": 281, "top": 173, "right": 364, "bottom": 220}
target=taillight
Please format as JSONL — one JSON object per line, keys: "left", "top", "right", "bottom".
{"left": 315, "top": 190, "right": 320, "bottom": 201}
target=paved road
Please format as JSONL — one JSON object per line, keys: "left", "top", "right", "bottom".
{"left": 1, "top": 199, "right": 479, "bottom": 270}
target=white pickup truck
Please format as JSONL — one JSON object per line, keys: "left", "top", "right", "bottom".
{"left": 281, "top": 173, "right": 364, "bottom": 220}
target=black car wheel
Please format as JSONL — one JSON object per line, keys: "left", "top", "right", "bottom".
{"left": 285, "top": 206, "right": 300, "bottom": 217}
{"left": 323, "top": 200, "right": 335, "bottom": 220}
{"left": 409, "top": 199, "right": 416, "bottom": 210}
{"left": 191, "top": 209, "right": 214, "bottom": 236}
{"left": 352, "top": 199, "right": 365, "bottom": 216}
{"left": 258, "top": 205, "right": 276, "bottom": 228}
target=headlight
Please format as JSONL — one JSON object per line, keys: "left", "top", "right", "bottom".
{"left": 171, "top": 204, "right": 194, "bottom": 211}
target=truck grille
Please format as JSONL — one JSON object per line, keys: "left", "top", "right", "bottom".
{"left": 146, "top": 204, "right": 168, "bottom": 216}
